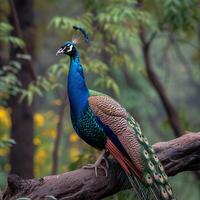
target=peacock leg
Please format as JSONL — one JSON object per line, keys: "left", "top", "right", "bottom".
{"left": 82, "top": 149, "right": 109, "bottom": 177}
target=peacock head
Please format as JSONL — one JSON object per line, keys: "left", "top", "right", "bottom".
{"left": 56, "top": 41, "right": 77, "bottom": 57}
{"left": 56, "top": 26, "right": 89, "bottom": 57}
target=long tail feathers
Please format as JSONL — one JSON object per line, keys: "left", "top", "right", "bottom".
{"left": 126, "top": 116, "right": 176, "bottom": 200}
{"left": 126, "top": 173, "right": 149, "bottom": 200}
{"left": 126, "top": 171, "right": 176, "bottom": 200}
{"left": 105, "top": 126, "right": 176, "bottom": 200}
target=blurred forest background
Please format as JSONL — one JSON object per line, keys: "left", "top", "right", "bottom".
{"left": 0, "top": 0, "right": 200, "bottom": 199}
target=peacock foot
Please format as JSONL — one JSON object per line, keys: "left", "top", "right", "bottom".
{"left": 82, "top": 150, "right": 109, "bottom": 177}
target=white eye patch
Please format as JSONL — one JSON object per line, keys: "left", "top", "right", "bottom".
{"left": 67, "top": 44, "right": 73, "bottom": 52}
{"left": 62, "top": 46, "right": 67, "bottom": 51}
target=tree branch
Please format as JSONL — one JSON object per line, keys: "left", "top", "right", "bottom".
{"left": 139, "top": 28, "right": 184, "bottom": 137}
{"left": 51, "top": 92, "right": 67, "bottom": 175}
{"left": 9, "top": 0, "right": 37, "bottom": 81}
{"left": 3, "top": 132, "right": 200, "bottom": 200}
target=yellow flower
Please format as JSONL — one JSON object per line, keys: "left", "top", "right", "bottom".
{"left": 69, "top": 147, "right": 80, "bottom": 162}
{"left": 33, "top": 137, "right": 41, "bottom": 145}
{"left": 34, "top": 113, "right": 45, "bottom": 127}
{"left": 0, "top": 148, "right": 9, "bottom": 156}
{"left": 35, "top": 149, "right": 47, "bottom": 164}
{"left": 69, "top": 133, "right": 79, "bottom": 143}
{"left": 0, "top": 106, "right": 11, "bottom": 128}
{"left": 49, "top": 129, "right": 57, "bottom": 139}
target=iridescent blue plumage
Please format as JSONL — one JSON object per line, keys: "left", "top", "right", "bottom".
{"left": 67, "top": 48, "right": 106, "bottom": 149}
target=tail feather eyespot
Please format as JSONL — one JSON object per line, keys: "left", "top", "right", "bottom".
{"left": 159, "top": 163, "right": 165, "bottom": 172}
{"left": 152, "top": 154, "right": 159, "bottom": 163}
{"left": 143, "top": 137, "right": 149, "bottom": 145}
{"left": 166, "top": 185, "right": 173, "bottom": 196}
{"left": 161, "top": 187, "right": 169, "bottom": 199}
{"left": 148, "top": 147, "right": 155, "bottom": 154}
{"left": 158, "top": 174, "right": 164, "bottom": 184}
{"left": 136, "top": 126, "right": 142, "bottom": 134}
{"left": 145, "top": 173, "right": 153, "bottom": 185}
{"left": 162, "top": 173, "right": 168, "bottom": 181}
{"left": 153, "top": 172, "right": 164, "bottom": 184}
{"left": 143, "top": 149, "right": 150, "bottom": 159}
{"left": 148, "top": 161, "right": 155, "bottom": 171}
{"left": 153, "top": 172, "right": 159, "bottom": 181}
{"left": 137, "top": 134, "right": 144, "bottom": 143}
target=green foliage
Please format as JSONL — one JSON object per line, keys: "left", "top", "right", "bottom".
{"left": 0, "top": 60, "right": 22, "bottom": 105}
{"left": 48, "top": 13, "right": 92, "bottom": 32}
{"left": 0, "top": 21, "right": 26, "bottom": 105}
{"left": 19, "top": 57, "right": 70, "bottom": 105}
{"left": 0, "top": 22, "right": 25, "bottom": 47}
{"left": 0, "top": 139, "right": 16, "bottom": 148}
{"left": 163, "top": 0, "right": 200, "bottom": 32}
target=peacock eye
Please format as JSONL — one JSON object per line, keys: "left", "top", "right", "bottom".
{"left": 67, "top": 44, "right": 73, "bottom": 52}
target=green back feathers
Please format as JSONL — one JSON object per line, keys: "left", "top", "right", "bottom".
{"left": 89, "top": 89, "right": 106, "bottom": 97}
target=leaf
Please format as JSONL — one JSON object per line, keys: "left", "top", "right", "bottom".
{"left": 0, "top": 22, "right": 13, "bottom": 33}
{"left": 16, "top": 54, "right": 32, "bottom": 60}
{"left": 6, "top": 139, "right": 16, "bottom": 145}
{"left": 10, "top": 61, "right": 22, "bottom": 70}
{"left": 8, "top": 36, "right": 25, "bottom": 47}
{"left": 19, "top": 91, "right": 28, "bottom": 103}
{"left": 27, "top": 91, "right": 33, "bottom": 105}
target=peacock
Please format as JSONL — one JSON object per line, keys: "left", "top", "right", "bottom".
{"left": 56, "top": 26, "right": 176, "bottom": 200}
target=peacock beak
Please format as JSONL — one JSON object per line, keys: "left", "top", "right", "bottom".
{"left": 56, "top": 46, "right": 66, "bottom": 56}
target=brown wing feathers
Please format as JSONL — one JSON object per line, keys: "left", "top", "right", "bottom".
{"left": 89, "top": 95, "right": 144, "bottom": 177}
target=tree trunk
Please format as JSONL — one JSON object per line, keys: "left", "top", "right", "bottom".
{"left": 9, "top": 0, "right": 35, "bottom": 179}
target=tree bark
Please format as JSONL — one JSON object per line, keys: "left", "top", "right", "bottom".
{"left": 3, "top": 132, "right": 200, "bottom": 200}
{"left": 9, "top": 0, "right": 35, "bottom": 178}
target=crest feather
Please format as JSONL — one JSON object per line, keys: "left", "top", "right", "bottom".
{"left": 72, "top": 26, "right": 89, "bottom": 44}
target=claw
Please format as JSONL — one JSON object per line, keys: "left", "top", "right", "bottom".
{"left": 99, "top": 164, "right": 108, "bottom": 176}
{"left": 82, "top": 150, "right": 109, "bottom": 177}
{"left": 102, "top": 156, "right": 109, "bottom": 170}
{"left": 83, "top": 163, "right": 108, "bottom": 177}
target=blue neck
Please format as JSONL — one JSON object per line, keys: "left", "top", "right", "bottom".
{"left": 67, "top": 51, "right": 89, "bottom": 118}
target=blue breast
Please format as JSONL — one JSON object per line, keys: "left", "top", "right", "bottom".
{"left": 67, "top": 54, "right": 106, "bottom": 149}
